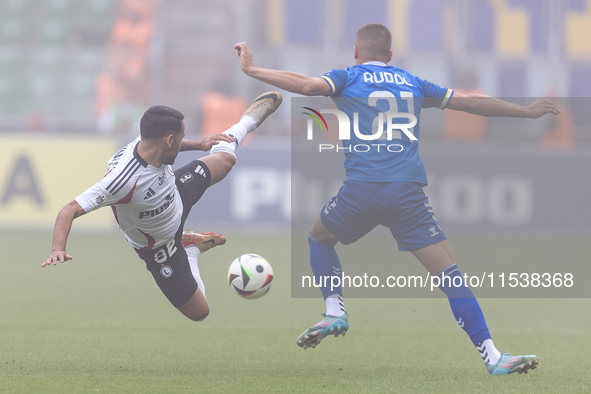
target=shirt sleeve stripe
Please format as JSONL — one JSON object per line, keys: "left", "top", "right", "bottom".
{"left": 321, "top": 76, "right": 336, "bottom": 95}
{"left": 106, "top": 158, "right": 136, "bottom": 192}
{"left": 110, "top": 162, "right": 141, "bottom": 196}
{"left": 438, "top": 89, "right": 454, "bottom": 109}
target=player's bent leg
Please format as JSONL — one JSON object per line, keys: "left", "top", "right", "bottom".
{"left": 140, "top": 243, "right": 211, "bottom": 322}
{"left": 199, "top": 152, "right": 236, "bottom": 187}
{"left": 177, "top": 288, "right": 210, "bottom": 321}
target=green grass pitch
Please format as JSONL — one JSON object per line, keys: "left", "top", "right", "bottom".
{"left": 0, "top": 229, "right": 589, "bottom": 393}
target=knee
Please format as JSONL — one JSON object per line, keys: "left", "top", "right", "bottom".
{"left": 218, "top": 152, "right": 236, "bottom": 170}
{"left": 215, "top": 153, "right": 236, "bottom": 179}
{"left": 310, "top": 215, "right": 338, "bottom": 247}
{"left": 310, "top": 228, "right": 338, "bottom": 247}
{"left": 178, "top": 297, "right": 210, "bottom": 322}
{"left": 311, "top": 232, "right": 336, "bottom": 246}
{"left": 187, "top": 306, "right": 210, "bottom": 322}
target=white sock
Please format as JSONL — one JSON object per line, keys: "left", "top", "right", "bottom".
{"left": 239, "top": 115, "right": 258, "bottom": 135}
{"left": 185, "top": 245, "right": 206, "bottom": 298}
{"left": 209, "top": 116, "right": 258, "bottom": 157}
{"left": 325, "top": 294, "right": 345, "bottom": 316}
{"left": 476, "top": 338, "right": 501, "bottom": 365}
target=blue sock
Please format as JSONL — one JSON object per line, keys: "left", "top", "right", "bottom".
{"left": 308, "top": 233, "right": 342, "bottom": 300}
{"left": 437, "top": 264, "right": 491, "bottom": 346}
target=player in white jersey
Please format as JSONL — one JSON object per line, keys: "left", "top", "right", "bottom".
{"left": 43, "top": 92, "right": 282, "bottom": 321}
{"left": 75, "top": 135, "right": 184, "bottom": 250}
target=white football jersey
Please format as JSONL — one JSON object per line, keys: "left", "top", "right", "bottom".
{"left": 75, "top": 137, "right": 183, "bottom": 250}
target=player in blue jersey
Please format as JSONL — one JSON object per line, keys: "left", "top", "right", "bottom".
{"left": 235, "top": 23, "right": 559, "bottom": 375}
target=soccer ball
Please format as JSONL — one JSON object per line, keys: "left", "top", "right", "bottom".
{"left": 227, "top": 254, "right": 274, "bottom": 299}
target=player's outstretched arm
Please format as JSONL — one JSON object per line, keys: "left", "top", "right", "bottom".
{"left": 446, "top": 93, "right": 560, "bottom": 118}
{"left": 180, "top": 134, "right": 235, "bottom": 152}
{"left": 43, "top": 200, "right": 87, "bottom": 267}
{"left": 234, "top": 42, "right": 331, "bottom": 96}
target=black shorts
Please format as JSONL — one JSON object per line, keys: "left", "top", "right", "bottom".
{"left": 135, "top": 160, "right": 211, "bottom": 308}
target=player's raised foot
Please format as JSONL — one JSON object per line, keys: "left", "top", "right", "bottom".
{"left": 181, "top": 229, "right": 226, "bottom": 253}
{"left": 242, "top": 91, "right": 282, "bottom": 127}
{"left": 486, "top": 353, "right": 538, "bottom": 375}
{"left": 296, "top": 312, "right": 348, "bottom": 349}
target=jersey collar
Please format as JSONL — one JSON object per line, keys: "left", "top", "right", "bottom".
{"left": 362, "top": 61, "right": 387, "bottom": 67}
{"left": 133, "top": 141, "right": 149, "bottom": 167}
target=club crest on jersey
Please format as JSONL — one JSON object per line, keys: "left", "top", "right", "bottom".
{"left": 160, "top": 265, "right": 173, "bottom": 278}
{"left": 157, "top": 173, "right": 166, "bottom": 185}
{"left": 146, "top": 171, "right": 170, "bottom": 198}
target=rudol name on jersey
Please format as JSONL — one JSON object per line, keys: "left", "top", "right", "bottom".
{"left": 362, "top": 72, "right": 414, "bottom": 86}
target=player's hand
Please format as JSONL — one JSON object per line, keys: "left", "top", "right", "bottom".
{"left": 527, "top": 98, "right": 560, "bottom": 118}
{"left": 234, "top": 42, "right": 254, "bottom": 74}
{"left": 199, "top": 134, "right": 235, "bottom": 151}
{"left": 42, "top": 250, "right": 73, "bottom": 267}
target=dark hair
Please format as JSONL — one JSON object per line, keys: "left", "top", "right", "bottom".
{"left": 140, "top": 105, "right": 185, "bottom": 139}
{"left": 355, "top": 23, "right": 392, "bottom": 60}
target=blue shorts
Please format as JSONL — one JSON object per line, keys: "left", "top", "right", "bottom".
{"left": 320, "top": 180, "right": 447, "bottom": 251}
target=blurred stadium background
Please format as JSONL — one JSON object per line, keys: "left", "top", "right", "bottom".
{"left": 1, "top": 0, "right": 590, "bottom": 236}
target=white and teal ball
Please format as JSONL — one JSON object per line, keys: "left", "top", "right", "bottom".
{"left": 227, "top": 254, "right": 274, "bottom": 299}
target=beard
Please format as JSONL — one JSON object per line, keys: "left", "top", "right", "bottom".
{"left": 162, "top": 153, "right": 177, "bottom": 165}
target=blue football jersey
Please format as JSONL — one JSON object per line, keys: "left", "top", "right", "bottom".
{"left": 321, "top": 61, "right": 453, "bottom": 184}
